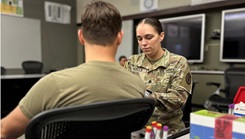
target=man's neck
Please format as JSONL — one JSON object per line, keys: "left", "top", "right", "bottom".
{"left": 85, "top": 44, "right": 117, "bottom": 62}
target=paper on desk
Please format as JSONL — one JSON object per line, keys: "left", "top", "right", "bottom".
{"left": 44, "top": 1, "right": 71, "bottom": 24}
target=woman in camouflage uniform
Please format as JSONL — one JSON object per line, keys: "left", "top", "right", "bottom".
{"left": 124, "top": 17, "right": 192, "bottom": 134}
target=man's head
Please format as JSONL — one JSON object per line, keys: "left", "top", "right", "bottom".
{"left": 119, "top": 55, "right": 127, "bottom": 66}
{"left": 78, "top": 1, "right": 123, "bottom": 46}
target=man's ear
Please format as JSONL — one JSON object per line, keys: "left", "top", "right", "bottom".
{"left": 78, "top": 29, "right": 85, "bottom": 45}
{"left": 117, "top": 31, "right": 124, "bottom": 45}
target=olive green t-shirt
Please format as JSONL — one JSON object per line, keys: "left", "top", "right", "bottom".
{"left": 19, "top": 61, "right": 145, "bottom": 119}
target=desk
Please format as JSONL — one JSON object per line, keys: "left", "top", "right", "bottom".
{"left": 1, "top": 74, "right": 46, "bottom": 118}
{"left": 174, "top": 133, "right": 189, "bottom": 139}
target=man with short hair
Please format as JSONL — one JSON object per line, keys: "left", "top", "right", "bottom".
{"left": 119, "top": 55, "right": 127, "bottom": 66}
{"left": 0, "top": 1, "right": 146, "bottom": 138}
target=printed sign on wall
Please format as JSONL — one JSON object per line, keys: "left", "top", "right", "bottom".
{"left": 140, "top": 0, "right": 158, "bottom": 12}
{"left": 0, "top": 0, "right": 24, "bottom": 17}
{"left": 44, "top": 1, "right": 71, "bottom": 24}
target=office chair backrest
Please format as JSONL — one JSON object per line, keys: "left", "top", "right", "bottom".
{"left": 1, "top": 66, "right": 6, "bottom": 75}
{"left": 181, "top": 80, "right": 196, "bottom": 127}
{"left": 22, "top": 61, "right": 43, "bottom": 74}
{"left": 224, "top": 67, "right": 245, "bottom": 99}
{"left": 25, "top": 98, "right": 155, "bottom": 139}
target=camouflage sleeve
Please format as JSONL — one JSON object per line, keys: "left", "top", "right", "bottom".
{"left": 154, "top": 58, "right": 192, "bottom": 112}
{"left": 124, "top": 55, "right": 135, "bottom": 73}
{"left": 124, "top": 58, "right": 131, "bottom": 71}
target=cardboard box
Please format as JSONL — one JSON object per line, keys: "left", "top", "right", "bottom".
{"left": 234, "top": 102, "right": 245, "bottom": 117}
{"left": 190, "top": 110, "right": 245, "bottom": 139}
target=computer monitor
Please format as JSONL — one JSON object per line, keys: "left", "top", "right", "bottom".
{"left": 220, "top": 7, "right": 245, "bottom": 63}
{"left": 159, "top": 14, "right": 206, "bottom": 63}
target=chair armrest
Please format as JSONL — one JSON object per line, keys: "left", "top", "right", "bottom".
{"left": 206, "top": 82, "right": 221, "bottom": 88}
{"left": 206, "top": 82, "right": 226, "bottom": 95}
{"left": 219, "top": 89, "right": 226, "bottom": 93}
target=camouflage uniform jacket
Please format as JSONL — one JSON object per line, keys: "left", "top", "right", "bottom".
{"left": 124, "top": 48, "right": 192, "bottom": 131}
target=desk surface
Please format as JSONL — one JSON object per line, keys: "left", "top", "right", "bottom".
{"left": 175, "top": 133, "right": 189, "bottom": 139}
{"left": 1, "top": 74, "right": 46, "bottom": 79}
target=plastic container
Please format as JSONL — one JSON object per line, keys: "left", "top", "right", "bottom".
{"left": 228, "top": 104, "right": 234, "bottom": 115}
{"left": 144, "top": 126, "right": 152, "bottom": 139}
{"left": 162, "top": 126, "right": 169, "bottom": 139}
{"left": 155, "top": 123, "right": 162, "bottom": 139}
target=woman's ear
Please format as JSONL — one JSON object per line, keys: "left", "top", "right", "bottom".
{"left": 78, "top": 29, "right": 85, "bottom": 45}
{"left": 160, "top": 32, "right": 165, "bottom": 41}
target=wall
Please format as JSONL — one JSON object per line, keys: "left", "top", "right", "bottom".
{"left": 1, "top": 15, "right": 42, "bottom": 69}
{"left": 2, "top": 0, "right": 77, "bottom": 74}
{"left": 76, "top": 0, "right": 190, "bottom": 23}
{"left": 76, "top": 0, "right": 245, "bottom": 107}
{"left": 191, "top": 10, "right": 245, "bottom": 106}
{"left": 76, "top": 0, "right": 191, "bottom": 64}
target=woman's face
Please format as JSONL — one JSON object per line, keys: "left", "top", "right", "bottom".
{"left": 136, "top": 23, "right": 164, "bottom": 57}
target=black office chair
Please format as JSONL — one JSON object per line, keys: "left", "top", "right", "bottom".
{"left": 25, "top": 98, "right": 156, "bottom": 139}
{"left": 1, "top": 66, "right": 6, "bottom": 75}
{"left": 204, "top": 67, "right": 245, "bottom": 112}
{"left": 181, "top": 80, "right": 197, "bottom": 127}
{"left": 22, "top": 61, "right": 43, "bottom": 74}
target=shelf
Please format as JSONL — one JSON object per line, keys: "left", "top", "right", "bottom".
{"left": 191, "top": 70, "right": 224, "bottom": 74}
{"left": 1, "top": 74, "right": 46, "bottom": 79}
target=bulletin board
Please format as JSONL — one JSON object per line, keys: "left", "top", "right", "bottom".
{"left": 1, "top": 15, "right": 42, "bottom": 69}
